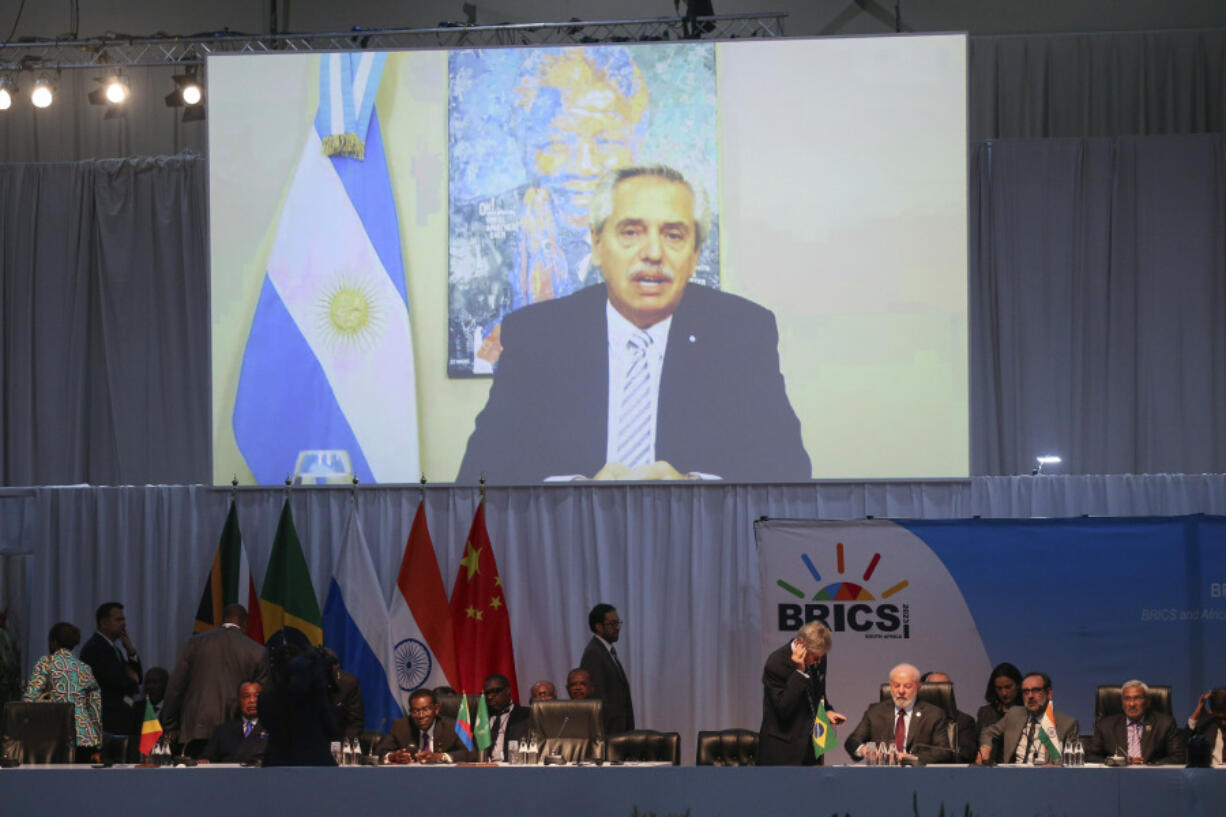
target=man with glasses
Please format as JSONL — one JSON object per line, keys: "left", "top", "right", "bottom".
{"left": 580, "top": 603, "right": 635, "bottom": 734}
{"left": 376, "top": 688, "right": 474, "bottom": 764}
{"left": 483, "top": 672, "right": 530, "bottom": 761}
{"left": 977, "top": 672, "right": 1079, "bottom": 765}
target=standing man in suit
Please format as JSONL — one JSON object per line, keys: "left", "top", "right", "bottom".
{"left": 757, "top": 620, "right": 847, "bottom": 765}
{"left": 1086, "top": 679, "right": 1184, "bottom": 764}
{"left": 1186, "top": 687, "right": 1226, "bottom": 767}
{"left": 201, "top": 681, "right": 268, "bottom": 764}
{"left": 580, "top": 604, "right": 634, "bottom": 735}
{"left": 161, "top": 604, "right": 269, "bottom": 758}
{"left": 80, "top": 601, "right": 142, "bottom": 757}
{"left": 846, "top": 664, "right": 950, "bottom": 765}
{"left": 484, "top": 672, "right": 531, "bottom": 761}
{"left": 977, "top": 672, "right": 1080, "bottom": 764}
{"left": 457, "top": 163, "right": 810, "bottom": 484}
{"left": 323, "top": 648, "right": 365, "bottom": 740}
{"left": 376, "top": 688, "right": 474, "bottom": 764}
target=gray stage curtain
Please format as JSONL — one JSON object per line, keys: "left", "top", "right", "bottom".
{"left": 969, "top": 28, "right": 1226, "bottom": 140}
{"left": 0, "top": 155, "right": 210, "bottom": 485}
{"left": 971, "top": 134, "right": 1226, "bottom": 476}
{"left": 10, "top": 476, "right": 1226, "bottom": 760}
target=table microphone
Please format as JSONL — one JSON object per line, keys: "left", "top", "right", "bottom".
{"left": 545, "top": 716, "right": 570, "bottom": 764}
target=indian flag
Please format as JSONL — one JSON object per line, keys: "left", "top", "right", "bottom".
{"left": 139, "top": 698, "right": 163, "bottom": 757}
{"left": 812, "top": 699, "right": 835, "bottom": 760}
{"left": 1036, "top": 700, "right": 1063, "bottom": 763}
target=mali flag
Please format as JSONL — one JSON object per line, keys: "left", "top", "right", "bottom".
{"left": 260, "top": 499, "right": 323, "bottom": 645}
{"left": 139, "top": 698, "right": 163, "bottom": 757}
{"left": 812, "top": 699, "right": 835, "bottom": 760}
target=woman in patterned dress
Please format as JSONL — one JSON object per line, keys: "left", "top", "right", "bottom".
{"left": 24, "top": 622, "right": 103, "bottom": 762}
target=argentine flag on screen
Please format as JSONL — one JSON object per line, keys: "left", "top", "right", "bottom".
{"left": 323, "top": 509, "right": 402, "bottom": 730}
{"left": 233, "top": 52, "right": 418, "bottom": 484}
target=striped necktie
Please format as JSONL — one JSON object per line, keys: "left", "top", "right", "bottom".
{"left": 616, "top": 330, "right": 654, "bottom": 467}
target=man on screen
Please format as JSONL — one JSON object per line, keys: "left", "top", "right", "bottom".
{"left": 456, "top": 164, "right": 810, "bottom": 483}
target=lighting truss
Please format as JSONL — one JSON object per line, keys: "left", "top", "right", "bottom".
{"left": 0, "top": 13, "right": 786, "bottom": 71}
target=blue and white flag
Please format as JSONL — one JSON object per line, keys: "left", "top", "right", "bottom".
{"left": 323, "top": 508, "right": 402, "bottom": 729}
{"left": 233, "top": 52, "right": 419, "bottom": 484}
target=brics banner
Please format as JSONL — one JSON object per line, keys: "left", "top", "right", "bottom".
{"left": 756, "top": 516, "right": 1226, "bottom": 762}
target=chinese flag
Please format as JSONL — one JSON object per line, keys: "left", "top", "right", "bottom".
{"left": 449, "top": 502, "right": 519, "bottom": 700}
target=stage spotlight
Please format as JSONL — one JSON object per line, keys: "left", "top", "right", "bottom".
{"left": 104, "top": 75, "right": 129, "bottom": 104}
{"left": 88, "top": 74, "right": 130, "bottom": 118}
{"left": 30, "top": 76, "right": 54, "bottom": 109}
{"left": 0, "top": 78, "right": 16, "bottom": 111}
{"left": 181, "top": 82, "right": 202, "bottom": 106}
{"left": 165, "top": 67, "right": 205, "bottom": 122}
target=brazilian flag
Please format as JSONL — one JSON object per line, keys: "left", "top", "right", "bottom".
{"left": 259, "top": 499, "right": 323, "bottom": 645}
{"left": 812, "top": 700, "right": 835, "bottom": 760}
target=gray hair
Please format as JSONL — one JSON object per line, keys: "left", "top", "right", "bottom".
{"left": 589, "top": 164, "right": 712, "bottom": 252}
{"left": 795, "top": 620, "right": 832, "bottom": 654}
{"left": 890, "top": 663, "right": 921, "bottom": 684}
{"left": 1121, "top": 680, "right": 1149, "bottom": 695}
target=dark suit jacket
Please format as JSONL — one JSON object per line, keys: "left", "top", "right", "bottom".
{"left": 1191, "top": 715, "right": 1225, "bottom": 765}
{"left": 329, "top": 670, "right": 365, "bottom": 740}
{"left": 845, "top": 700, "right": 950, "bottom": 765}
{"left": 979, "top": 704, "right": 1080, "bottom": 764}
{"left": 1086, "top": 711, "right": 1185, "bottom": 764}
{"left": 80, "top": 633, "right": 142, "bottom": 734}
{"left": 202, "top": 717, "right": 269, "bottom": 764}
{"left": 951, "top": 709, "right": 979, "bottom": 763}
{"left": 456, "top": 283, "right": 810, "bottom": 483}
{"left": 757, "top": 641, "right": 833, "bottom": 766}
{"left": 580, "top": 636, "right": 634, "bottom": 735}
{"left": 375, "top": 715, "right": 474, "bottom": 762}
{"left": 161, "top": 625, "right": 269, "bottom": 744}
{"left": 488, "top": 704, "right": 532, "bottom": 761}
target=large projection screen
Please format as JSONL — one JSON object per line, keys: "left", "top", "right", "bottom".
{"left": 210, "top": 35, "right": 968, "bottom": 485}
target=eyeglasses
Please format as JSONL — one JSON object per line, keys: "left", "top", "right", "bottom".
{"left": 483, "top": 686, "right": 509, "bottom": 696}
{"left": 1021, "top": 687, "right": 1048, "bottom": 696}
{"left": 603, "top": 619, "right": 623, "bottom": 628}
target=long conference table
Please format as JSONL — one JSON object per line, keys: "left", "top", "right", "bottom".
{"left": 3, "top": 763, "right": 1224, "bottom": 817}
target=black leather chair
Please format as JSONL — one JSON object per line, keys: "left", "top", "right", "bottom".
{"left": 695, "top": 728, "right": 758, "bottom": 766}
{"left": 436, "top": 693, "right": 481, "bottom": 723}
{"left": 607, "top": 729, "right": 680, "bottom": 765}
{"left": 2, "top": 701, "right": 76, "bottom": 764}
{"left": 877, "top": 680, "right": 958, "bottom": 718}
{"left": 529, "top": 700, "right": 605, "bottom": 763}
{"left": 1094, "top": 684, "right": 1172, "bottom": 726}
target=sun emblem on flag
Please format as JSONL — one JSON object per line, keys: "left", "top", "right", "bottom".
{"left": 394, "top": 637, "right": 432, "bottom": 692}
{"left": 316, "top": 272, "right": 384, "bottom": 350}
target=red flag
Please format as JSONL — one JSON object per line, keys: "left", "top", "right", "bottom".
{"left": 449, "top": 502, "right": 519, "bottom": 700}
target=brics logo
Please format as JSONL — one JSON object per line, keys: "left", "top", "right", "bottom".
{"left": 774, "top": 542, "right": 911, "bottom": 638}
